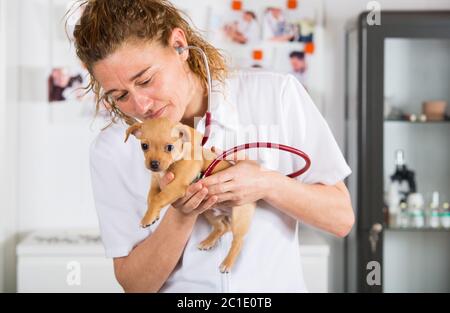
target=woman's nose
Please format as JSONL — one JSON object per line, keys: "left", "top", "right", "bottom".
{"left": 133, "top": 93, "right": 154, "bottom": 115}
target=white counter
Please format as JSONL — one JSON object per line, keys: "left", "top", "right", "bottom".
{"left": 299, "top": 227, "right": 330, "bottom": 293}
{"left": 17, "top": 227, "right": 329, "bottom": 293}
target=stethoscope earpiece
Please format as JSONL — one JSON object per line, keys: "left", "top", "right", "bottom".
{"left": 175, "top": 46, "right": 185, "bottom": 54}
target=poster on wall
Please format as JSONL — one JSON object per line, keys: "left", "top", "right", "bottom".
{"left": 221, "top": 9, "right": 260, "bottom": 45}
{"left": 207, "top": 0, "right": 318, "bottom": 72}
{"left": 205, "top": 0, "right": 324, "bottom": 112}
{"left": 261, "top": 1, "right": 316, "bottom": 43}
{"left": 47, "top": 64, "right": 111, "bottom": 121}
{"left": 208, "top": 1, "right": 261, "bottom": 46}
{"left": 262, "top": 6, "right": 296, "bottom": 42}
{"left": 288, "top": 50, "right": 308, "bottom": 89}
{"left": 48, "top": 0, "right": 87, "bottom": 105}
{"left": 48, "top": 66, "right": 85, "bottom": 103}
{"left": 207, "top": 0, "right": 263, "bottom": 69}
{"left": 262, "top": 0, "right": 317, "bottom": 90}
{"left": 46, "top": 0, "right": 110, "bottom": 121}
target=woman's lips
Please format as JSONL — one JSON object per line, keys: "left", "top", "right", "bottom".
{"left": 146, "top": 106, "right": 166, "bottom": 119}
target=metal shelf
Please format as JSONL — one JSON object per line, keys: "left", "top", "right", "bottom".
{"left": 385, "top": 226, "right": 450, "bottom": 232}
{"left": 384, "top": 119, "right": 450, "bottom": 124}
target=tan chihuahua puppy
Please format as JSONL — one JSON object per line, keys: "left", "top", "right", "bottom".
{"left": 125, "top": 117, "right": 255, "bottom": 273}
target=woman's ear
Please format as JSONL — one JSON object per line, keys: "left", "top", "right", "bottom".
{"left": 170, "top": 28, "right": 189, "bottom": 60}
{"left": 124, "top": 123, "right": 143, "bottom": 142}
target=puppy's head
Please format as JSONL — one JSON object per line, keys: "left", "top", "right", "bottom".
{"left": 125, "top": 117, "right": 201, "bottom": 172}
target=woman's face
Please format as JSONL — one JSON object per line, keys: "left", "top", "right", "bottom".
{"left": 92, "top": 38, "right": 194, "bottom": 122}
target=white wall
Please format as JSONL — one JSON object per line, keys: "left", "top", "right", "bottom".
{"left": 16, "top": 0, "right": 101, "bottom": 233}
{"left": 2, "top": 0, "right": 450, "bottom": 293}
{"left": 0, "top": 0, "right": 102, "bottom": 292}
{"left": 0, "top": 0, "right": 6, "bottom": 293}
{"left": 0, "top": 0, "right": 21, "bottom": 293}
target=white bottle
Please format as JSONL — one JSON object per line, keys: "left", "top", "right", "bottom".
{"left": 387, "top": 183, "right": 401, "bottom": 228}
{"left": 398, "top": 202, "right": 409, "bottom": 228}
{"left": 440, "top": 202, "right": 450, "bottom": 229}
{"left": 407, "top": 193, "right": 424, "bottom": 229}
{"left": 410, "top": 208, "right": 425, "bottom": 228}
{"left": 428, "top": 192, "right": 440, "bottom": 229}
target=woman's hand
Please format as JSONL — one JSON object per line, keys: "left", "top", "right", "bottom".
{"left": 159, "top": 172, "right": 218, "bottom": 217}
{"left": 199, "top": 147, "right": 272, "bottom": 208}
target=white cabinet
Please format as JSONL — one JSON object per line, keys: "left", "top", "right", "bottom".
{"left": 16, "top": 230, "right": 122, "bottom": 293}
{"left": 18, "top": 256, "right": 121, "bottom": 293}
{"left": 299, "top": 228, "right": 330, "bottom": 293}
{"left": 17, "top": 228, "right": 329, "bottom": 293}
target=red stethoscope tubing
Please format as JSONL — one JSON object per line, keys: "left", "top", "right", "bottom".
{"left": 183, "top": 45, "right": 311, "bottom": 179}
{"left": 200, "top": 112, "right": 311, "bottom": 179}
{"left": 201, "top": 112, "right": 212, "bottom": 146}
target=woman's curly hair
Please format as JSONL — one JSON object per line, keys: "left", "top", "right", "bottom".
{"left": 68, "top": 0, "right": 228, "bottom": 126}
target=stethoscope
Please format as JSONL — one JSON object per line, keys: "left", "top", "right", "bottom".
{"left": 137, "top": 45, "right": 312, "bottom": 178}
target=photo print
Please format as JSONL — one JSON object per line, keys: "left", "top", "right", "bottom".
{"left": 48, "top": 66, "right": 86, "bottom": 103}
{"left": 208, "top": 0, "right": 261, "bottom": 46}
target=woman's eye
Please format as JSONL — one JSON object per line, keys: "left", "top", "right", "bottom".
{"left": 115, "top": 93, "right": 128, "bottom": 102}
{"left": 165, "top": 144, "right": 174, "bottom": 153}
{"left": 138, "top": 77, "right": 152, "bottom": 86}
{"left": 141, "top": 143, "right": 149, "bottom": 151}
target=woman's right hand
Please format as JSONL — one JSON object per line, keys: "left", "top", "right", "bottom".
{"left": 159, "top": 172, "right": 217, "bottom": 217}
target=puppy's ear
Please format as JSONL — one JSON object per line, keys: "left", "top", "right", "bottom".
{"left": 172, "top": 123, "right": 192, "bottom": 143}
{"left": 125, "top": 123, "right": 143, "bottom": 143}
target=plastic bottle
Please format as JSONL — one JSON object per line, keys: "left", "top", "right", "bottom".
{"left": 428, "top": 192, "right": 440, "bottom": 228}
{"left": 440, "top": 202, "right": 450, "bottom": 229}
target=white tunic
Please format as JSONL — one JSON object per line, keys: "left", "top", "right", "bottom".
{"left": 89, "top": 70, "right": 352, "bottom": 293}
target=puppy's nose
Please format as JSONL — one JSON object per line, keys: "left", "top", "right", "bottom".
{"left": 150, "top": 160, "right": 160, "bottom": 171}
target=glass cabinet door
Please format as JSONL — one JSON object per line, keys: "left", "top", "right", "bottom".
{"left": 383, "top": 38, "right": 450, "bottom": 292}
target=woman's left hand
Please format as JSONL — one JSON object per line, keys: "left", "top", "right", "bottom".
{"left": 199, "top": 147, "right": 274, "bottom": 208}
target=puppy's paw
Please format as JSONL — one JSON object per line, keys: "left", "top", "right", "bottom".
{"left": 197, "top": 239, "right": 218, "bottom": 251}
{"left": 140, "top": 216, "right": 160, "bottom": 228}
{"left": 219, "top": 262, "right": 232, "bottom": 274}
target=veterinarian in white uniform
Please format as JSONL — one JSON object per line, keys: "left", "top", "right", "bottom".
{"left": 90, "top": 70, "right": 351, "bottom": 292}
{"left": 75, "top": 0, "right": 354, "bottom": 293}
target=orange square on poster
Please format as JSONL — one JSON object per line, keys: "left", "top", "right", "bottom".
{"left": 231, "top": 0, "right": 242, "bottom": 11}
{"left": 305, "top": 42, "right": 315, "bottom": 54}
{"left": 287, "top": 0, "right": 298, "bottom": 10}
{"left": 252, "top": 49, "right": 263, "bottom": 60}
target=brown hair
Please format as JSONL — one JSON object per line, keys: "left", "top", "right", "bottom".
{"left": 68, "top": 0, "right": 228, "bottom": 126}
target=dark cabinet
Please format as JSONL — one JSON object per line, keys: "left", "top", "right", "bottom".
{"left": 345, "top": 11, "right": 450, "bottom": 292}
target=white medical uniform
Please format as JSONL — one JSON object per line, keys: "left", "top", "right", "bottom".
{"left": 90, "top": 70, "right": 351, "bottom": 293}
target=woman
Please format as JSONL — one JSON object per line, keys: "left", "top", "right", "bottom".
{"left": 73, "top": 0, "right": 354, "bottom": 293}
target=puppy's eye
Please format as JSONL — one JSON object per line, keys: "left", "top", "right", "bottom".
{"left": 165, "top": 144, "right": 175, "bottom": 153}
{"left": 141, "top": 143, "right": 149, "bottom": 151}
